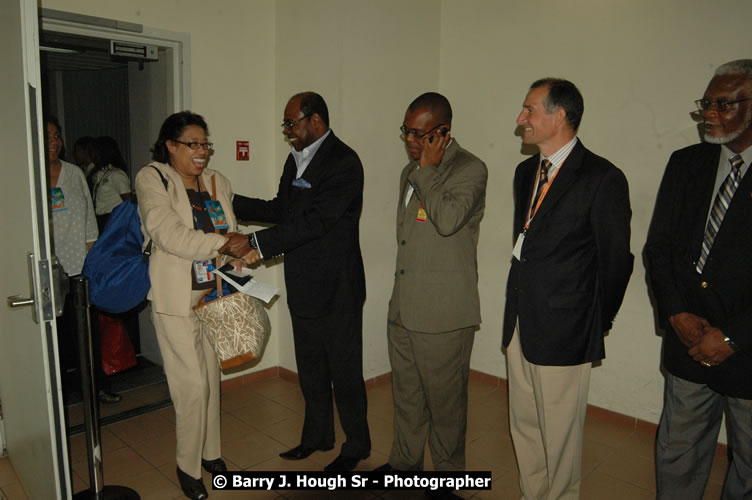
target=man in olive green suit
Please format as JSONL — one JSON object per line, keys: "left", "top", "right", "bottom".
{"left": 379, "top": 92, "right": 487, "bottom": 477}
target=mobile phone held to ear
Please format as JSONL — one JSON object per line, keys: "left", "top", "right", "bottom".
{"left": 428, "top": 127, "right": 449, "bottom": 143}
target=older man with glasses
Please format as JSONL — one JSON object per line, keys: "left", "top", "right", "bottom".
{"left": 222, "top": 91, "right": 370, "bottom": 472}
{"left": 645, "top": 59, "right": 752, "bottom": 500}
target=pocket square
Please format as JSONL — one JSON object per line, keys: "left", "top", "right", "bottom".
{"left": 292, "top": 178, "right": 312, "bottom": 189}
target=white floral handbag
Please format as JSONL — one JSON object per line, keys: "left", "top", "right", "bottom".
{"left": 194, "top": 281, "right": 270, "bottom": 372}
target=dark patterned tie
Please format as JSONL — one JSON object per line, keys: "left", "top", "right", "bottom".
{"left": 696, "top": 154, "right": 744, "bottom": 273}
{"left": 532, "top": 159, "right": 552, "bottom": 210}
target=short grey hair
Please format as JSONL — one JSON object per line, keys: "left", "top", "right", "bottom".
{"left": 715, "top": 59, "right": 752, "bottom": 80}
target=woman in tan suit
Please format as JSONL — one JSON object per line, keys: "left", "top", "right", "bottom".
{"left": 135, "top": 111, "right": 241, "bottom": 500}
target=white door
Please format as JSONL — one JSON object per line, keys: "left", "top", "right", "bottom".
{"left": 0, "top": 0, "right": 70, "bottom": 498}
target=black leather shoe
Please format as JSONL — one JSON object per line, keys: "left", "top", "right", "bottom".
{"left": 97, "top": 390, "right": 121, "bottom": 404}
{"left": 202, "top": 457, "right": 227, "bottom": 473}
{"left": 373, "top": 462, "right": 400, "bottom": 472}
{"left": 279, "top": 443, "right": 333, "bottom": 460}
{"left": 176, "top": 467, "right": 208, "bottom": 500}
{"left": 324, "top": 453, "right": 368, "bottom": 472}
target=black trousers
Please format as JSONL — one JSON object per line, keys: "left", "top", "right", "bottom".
{"left": 290, "top": 309, "right": 370, "bottom": 458}
{"left": 57, "top": 276, "right": 111, "bottom": 394}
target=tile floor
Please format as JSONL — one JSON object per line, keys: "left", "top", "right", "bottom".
{"left": 0, "top": 375, "right": 729, "bottom": 499}
{"left": 63, "top": 378, "right": 172, "bottom": 429}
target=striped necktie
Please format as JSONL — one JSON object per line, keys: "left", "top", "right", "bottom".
{"left": 696, "top": 154, "right": 744, "bottom": 273}
{"left": 531, "top": 159, "right": 552, "bottom": 210}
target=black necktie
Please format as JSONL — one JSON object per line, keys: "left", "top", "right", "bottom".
{"left": 696, "top": 154, "right": 744, "bottom": 273}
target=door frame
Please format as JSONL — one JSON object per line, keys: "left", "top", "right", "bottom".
{"left": 1, "top": 0, "right": 68, "bottom": 497}
{"left": 40, "top": 8, "right": 191, "bottom": 113}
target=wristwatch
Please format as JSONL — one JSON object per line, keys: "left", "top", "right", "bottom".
{"left": 723, "top": 336, "right": 740, "bottom": 352}
{"left": 247, "top": 233, "right": 258, "bottom": 250}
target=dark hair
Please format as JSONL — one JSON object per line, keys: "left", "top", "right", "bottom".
{"left": 74, "top": 136, "right": 95, "bottom": 152}
{"left": 530, "top": 78, "right": 584, "bottom": 131}
{"left": 407, "top": 92, "right": 453, "bottom": 124}
{"left": 45, "top": 115, "right": 66, "bottom": 160}
{"left": 151, "top": 111, "right": 209, "bottom": 164}
{"left": 93, "top": 136, "right": 126, "bottom": 170}
{"left": 294, "top": 92, "right": 330, "bottom": 127}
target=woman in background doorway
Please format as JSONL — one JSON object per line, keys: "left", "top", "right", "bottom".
{"left": 72, "top": 135, "right": 96, "bottom": 175}
{"left": 88, "top": 135, "right": 132, "bottom": 230}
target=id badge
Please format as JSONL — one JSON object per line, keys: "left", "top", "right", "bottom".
{"left": 512, "top": 233, "right": 525, "bottom": 261}
{"left": 204, "top": 200, "right": 230, "bottom": 229}
{"left": 50, "top": 187, "right": 67, "bottom": 212}
{"left": 416, "top": 203, "right": 427, "bottom": 223}
{"left": 193, "top": 260, "right": 215, "bottom": 283}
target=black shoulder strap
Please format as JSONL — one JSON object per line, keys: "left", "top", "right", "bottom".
{"left": 142, "top": 165, "right": 169, "bottom": 260}
{"left": 149, "top": 165, "right": 169, "bottom": 190}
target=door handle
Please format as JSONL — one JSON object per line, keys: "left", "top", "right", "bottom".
{"left": 5, "top": 253, "right": 47, "bottom": 324}
{"left": 5, "top": 254, "right": 60, "bottom": 323}
{"left": 7, "top": 295, "right": 35, "bottom": 308}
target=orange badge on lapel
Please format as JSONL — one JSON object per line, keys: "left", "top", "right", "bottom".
{"left": 416, "top": 203, "right": 427, "bottom": 223}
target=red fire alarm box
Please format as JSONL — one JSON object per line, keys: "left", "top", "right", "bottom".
{"left": 236, "top": 141, "right": 250, "bottom": 161}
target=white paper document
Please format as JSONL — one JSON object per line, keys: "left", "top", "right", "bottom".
{"left": 214, "top": 267, "right": 280, "bottom": 304}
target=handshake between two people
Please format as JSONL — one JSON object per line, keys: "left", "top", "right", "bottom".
{"left": 220, "top": 232, "right": 262, "bottom": 267}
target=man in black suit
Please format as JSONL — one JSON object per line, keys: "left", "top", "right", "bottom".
{"left": 221, "top": 92, "right": 370, "bottom": 472}
{"left": 644, "top": 59, "right": 752, "bottom": 499}
{"left": 503, "top": 78, "right": 633, "bottom": 499}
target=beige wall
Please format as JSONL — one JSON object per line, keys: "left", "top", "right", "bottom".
{"left": 439, "top": 0, "right": 752, "bottom": 428}
{"left": 41, "top": 0, "right": 281, "bottom": 375}
{"left": 42, "top": 0, "right": 752, "bottom": 435}
{"left": 274, "top": 0, "right": 441, "bottom": 374}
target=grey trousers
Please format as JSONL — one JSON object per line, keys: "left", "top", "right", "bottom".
{"left": 387, "top": 315, "right": 475, "bottom": 471}
{"left": 657, "top": 372, "right": 752, "bottom": 500}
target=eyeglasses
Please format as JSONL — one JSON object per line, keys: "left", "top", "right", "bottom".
{"left": 400, "top": 123, "right": 443, "bottom": 139}
{"left": 281, "top": 115, "right": 311, "bottom": 130}
{"left": 695, "top": 98, "right": 752, "bottom": 112}
{"left": 173, "top": 140, "right": 214, "bottom": 151}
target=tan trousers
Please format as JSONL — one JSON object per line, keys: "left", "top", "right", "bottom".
{"left": 152, "top": 291, "right": 221, "bottom": 479}
{"left": 507, "top": 330, "right": 591, "bottom": 500}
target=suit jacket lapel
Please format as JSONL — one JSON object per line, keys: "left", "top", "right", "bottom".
{"left": 397, "top": 164, "right": 416, "bottom": 240}
{"left": 396, "top": 140, "right": 461, "bottom": 240}
{"left": 298, "top": 133, "right": 336, "bottom": 180}
{"left": 280, "top": 155, "right": 300, "bottom": 203}
{"left": 288, "top": 132, "right": 337, "bottom": 204}
{"left": 528, "top": 140, "right": 585, "bottom": 224}
{"left": 709, "top": 146, "right": 752, "bottom": 242}
{"left": 161, "top": 164, "right": 194, "bottom": 228}
{"left": 731, "top": 155, "right": 752, "bottom": 209}
{"left": 686, "top": 146, "right": 720, "bottom": 244}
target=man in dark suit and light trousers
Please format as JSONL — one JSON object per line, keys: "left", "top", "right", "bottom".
{"left": 503, "top": 78, "right": 633, "bottom": 499}
{"left": 644, "top": 59, "right": 752, "bottom": 499}
{"left": 221, "top": 92, "right": 370, "bottom": 472}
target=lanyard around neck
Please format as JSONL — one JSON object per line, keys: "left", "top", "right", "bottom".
{"left": 524, "top": 161, "right": 561, "bottom": 230}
